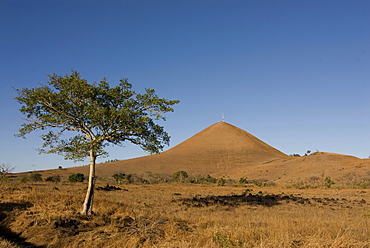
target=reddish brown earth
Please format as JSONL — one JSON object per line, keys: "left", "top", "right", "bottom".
{"left": 22, "top": 122, "right": 370, "bottom": 183}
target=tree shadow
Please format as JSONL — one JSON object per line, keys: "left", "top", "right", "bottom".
{"left": 0, "top": 202, "right": 45, "bottom": 248}
{"left": 177, "top": 192, "right": 351, "bottom": 209}
{"left": 178, "top": 192, "right": 283, "bottom": 208}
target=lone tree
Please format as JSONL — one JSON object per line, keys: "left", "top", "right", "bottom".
{"left": 15, "top": 71, "right": 179, "bottom": 215}
{"left": 0, "top": 163, "right": 15, "bottom": 185}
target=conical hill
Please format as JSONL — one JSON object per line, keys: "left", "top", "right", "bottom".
{"left": 92, "top": 122, "right": 289, "bottom": 176}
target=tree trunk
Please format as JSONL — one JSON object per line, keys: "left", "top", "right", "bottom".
{"left": 81, "top": 150, "right": 96, "bottom": 215}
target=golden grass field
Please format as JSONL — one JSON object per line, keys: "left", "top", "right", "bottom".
{"left": 1, "top": 180, "right": 370, "bottom": 248}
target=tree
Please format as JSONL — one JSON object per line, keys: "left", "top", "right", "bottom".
{"left": 0, "top": 163, "right": 15, "bottom": 185}
{"left": 112, "top": 173, "right": 126, "bottom": 184}
{"left": 172, "top": 171, "right": 188, "bottom": 182}
{"left": 15, "top": 71, "right": 179, "bottom": 215}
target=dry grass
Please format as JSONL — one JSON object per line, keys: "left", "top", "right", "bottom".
{"left": 1, "top": 182, "right": 370, "bottom": 248}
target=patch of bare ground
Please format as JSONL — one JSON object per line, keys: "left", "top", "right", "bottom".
{"left": 1, "top": 182, "right": 370, "bottom": 247}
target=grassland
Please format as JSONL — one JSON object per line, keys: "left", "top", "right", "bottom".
{"left": 1, "top": 180, "right": 370, "bottom": 248}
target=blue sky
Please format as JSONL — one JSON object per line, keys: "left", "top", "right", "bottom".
{"left": 1, "top": 0, "right": 369, "bottom": 172}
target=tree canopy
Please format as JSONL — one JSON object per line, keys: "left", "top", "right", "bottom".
{"left": 15, "top": 71, "right": 179, "bottom": 161}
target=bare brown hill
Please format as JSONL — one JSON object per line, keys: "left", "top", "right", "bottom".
{"left": 214, "top": 152, "right": 370, "bottom": 184}
{"left": 65, "top": 122, "right": 289, "bottom": 177}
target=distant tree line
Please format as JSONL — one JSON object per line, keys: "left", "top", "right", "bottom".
{"left": 6, "top": 170, "right": 277, "bottom": 187}
{"left": 289, "top": 150, "right": 318, "bottom": 157}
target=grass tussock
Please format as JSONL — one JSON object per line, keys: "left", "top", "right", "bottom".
{"left": 0, "top": 182, "right": 370, "bottom": 247}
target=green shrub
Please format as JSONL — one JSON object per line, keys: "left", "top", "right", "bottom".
{"left": 19, "top": 177, "right": 28, "bottom": 183}
{"left": 213, "top": 231, "right": 244, "bottom": 248}
{"left": 206, "top": 175, "right": 217, "bottom": 184}
{"left": 324, "top": 176, "right": 335, "bottom": 188}
{"left": 68, "top": 173, "right": 85, "bottom": 183}
{"left": 45, "top": 175, "right": 61, "bottom": 183}
{"left": 139, "top": 171, "right": 172, "bottom": 184}
{"left": 239, "top": 178, "right": 248, "bottom": 184}
{"left": 188, "top": 174, "right": 217, "bottom": 184}
{"left": 112, "top": 173, "right": 132, "bottom": 184}
{"left": 218, "top": 178, "right": 226, "bottom": 186}
{"left": 173, "top": 171, "right": 188, "bottom": 182}
{"left": 28, "top": 172, "right": 43, "bottom": 182}
{"left": 112, "top": 173, "right": 126, "bottom": 184}
{"left": 358, "top": 181, "right": 370, "bottom": 189}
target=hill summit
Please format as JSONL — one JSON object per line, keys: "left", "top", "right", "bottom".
{"left": 93, "top": 122, "right": 289, "bottom": 176}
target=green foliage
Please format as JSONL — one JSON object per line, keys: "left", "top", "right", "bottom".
{"left": 289, "top": 153, "right": 301, "bottom": 157}
{"left": 112, "top": 173, "right": 126, "bottom": 184}
{"left": 205, "top": 175, "right": 217, "bottom": 184}
{"left": 324, "top": 176, "right": 335, "bottom": 188}
{"left": 58, "top": 166, "right": 62, "bottom": 169}
{"left": 45, "top": 175, "right": 61, "bottom": 183}
{"left": 19, "top": 177, "right": 28, "bottom": 183}
{"left": 238, "top": 178, "right": 248, "bottom": 184}
{"left": 358, "top": 181, "right": 370, "bottom": 189}
{"left": 217, "top": 178, "right": 226, "bottom": 186}
{"left": 251, "top": 179, "right": 263, "bottom": 187}
{"left": 304, "top": 150, "right": 312, "bottom": 156}
{"left": 291, "top": 176, "right": 335, "bottom": 189}
{"left": 68, "top": 173, "right": 85, "bottom": 183}
{"left": 213, "top": 231, "right": 244, "bottom": 248}
{"left": 28, "top": 172, "right": 43, "bottom": 182}
{"left": 15, "top": 70, "right": 180, "bottom": 162}
{"left": 139, "top": 171, "right": 172, "bottom": 184}
{"left": 186, "top": 174, "right": 217, "bottom": 184}
{"left": 292, "top": 176, "right": 322, "bottom": 189}
{"left": 172, "top": 171, "right": 188, "bottom": 182}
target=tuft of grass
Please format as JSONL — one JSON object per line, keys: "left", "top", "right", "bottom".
{"left": 214, "top": 231, "right": 244, "bottom": 248}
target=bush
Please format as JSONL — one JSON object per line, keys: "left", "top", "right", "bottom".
{"left": 217, "top": 178, "right": 226, "bottom": 186}
{"left": 68, "top": 173, "right": 85, "bottom": 183}
{"left": 28, "top": 172, "right": 43, "bottom": 182}
{"left": 19, "top": 177, "right": 28, "bottom": 183}
{"left": 213, "top": 231, "right": 244, "bottom": 248}
{"left": 140, "top": 171, "right": 172, "bottom": 184}
{"left": 112, "top": 173, "right": 127, "bottom": 184}
{"left": 45, "top": 175, "right": 61, "bottom": 183}
{"left": 173, "top": 171, "right": 188, "bottom": 182}
{"left": 188, "top": 174, "right": 218, "bottom": 184}
{"left": 239, "top": 178, "right": 248, "bottom": 184}
{"left": 112, "top": 173, "right": 134, "bottom": 184}
{"left": 324, "top": 176, "right": 335, "bottom": 188}
{"left": 205, "top": 175, "right": 217, "bottom": 184}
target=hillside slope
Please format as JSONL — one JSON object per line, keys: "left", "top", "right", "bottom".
{"left": 214, "top": 152, "right": 370, "bottom": 183}
{"left": 67, "top": 122, "right": 289, "bottom": 177}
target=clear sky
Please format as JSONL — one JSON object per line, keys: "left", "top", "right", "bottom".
{"left": 1, "top": 0, "right": 369, "bottom": 173}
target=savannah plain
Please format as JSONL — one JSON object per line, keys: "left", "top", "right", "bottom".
{"left": 1, "top": 179, "right": 370, "bottom": 248}
{"left": 1, "top": 122, "right": 370, "bottom": 247}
